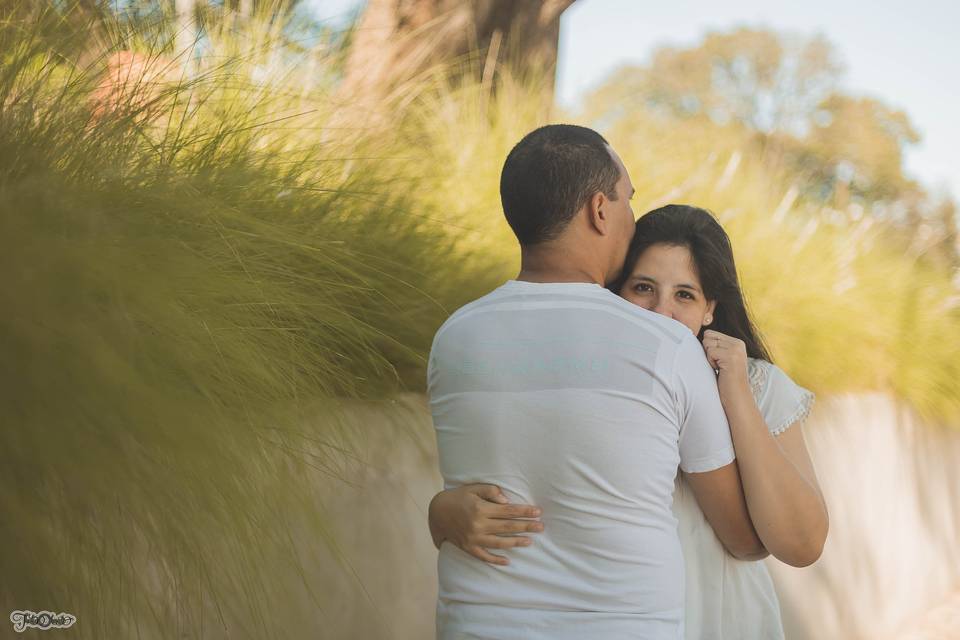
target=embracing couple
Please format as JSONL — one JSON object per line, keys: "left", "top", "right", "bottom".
{"left": 426, "top": 125, "right": 829, "bottom": 639}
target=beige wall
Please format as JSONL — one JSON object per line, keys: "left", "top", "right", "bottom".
{"left": 293, "top": 393, "right": 960, "bottom": 639}
{"left": 767, "top": 394, "right": 960, "bottom": 639}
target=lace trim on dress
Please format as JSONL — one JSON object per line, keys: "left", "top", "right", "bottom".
{"left": 747, "top": 358, "right": 815, "bottom": 435}
{"left": 747, "top": 358, "right": 769, "bottom": 404}
{"left": 769, "top": 389, "right": 815, "bottom": 435}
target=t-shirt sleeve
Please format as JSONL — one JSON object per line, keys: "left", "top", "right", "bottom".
{"left": 426, "top": 323, "right": 445, "bottom": 396}
{"left": 426, "top": 341, "right": 436, "bottom": 392}
{"left": 758, "top": 362, "right": 815, "bottom": 436}
{"left": 674, "top": 333, "right": 736, "bottom": 473}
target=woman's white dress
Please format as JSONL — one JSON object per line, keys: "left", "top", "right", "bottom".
{"left": 672, "top": 358, "right": 815, "bottom": 640}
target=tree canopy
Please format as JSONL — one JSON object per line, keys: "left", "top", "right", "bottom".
{"left": 581, "top": 27, "right": 955, "bottom": 266}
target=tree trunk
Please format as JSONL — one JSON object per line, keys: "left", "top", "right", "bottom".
{"left": 341, "top": 0, "right": 576, "bottom": 102}
{"left": 174, "top": 0, "right": 198, "bottom": 58}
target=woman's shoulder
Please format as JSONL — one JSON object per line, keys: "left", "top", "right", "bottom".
{"left": 746, "top": 358, "right": 815, "bottom": 434}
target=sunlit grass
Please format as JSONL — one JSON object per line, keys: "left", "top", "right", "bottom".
{"left": 0, "top": 4, "right": 488, "bottom": 637}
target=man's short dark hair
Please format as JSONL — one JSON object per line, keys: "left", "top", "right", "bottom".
{"left": 500, "top": 124, "right": 622, "bottom": 246}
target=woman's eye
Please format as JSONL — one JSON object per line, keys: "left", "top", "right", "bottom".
{"left": 635, "top": 283, "right": 653, "bottom": 293}
{"left": 677, "top": 291, "right": 695, "bottom": 300}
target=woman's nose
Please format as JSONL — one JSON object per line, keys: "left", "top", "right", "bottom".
{"left": 652, "top": 299, "right": 673, "bottom": 317}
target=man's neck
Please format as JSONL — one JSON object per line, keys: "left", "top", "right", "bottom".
{"left": 515, "top": 268, "right": 602, "bottom": 285}
{"left": 517, "top": 245, "right": 605, "bottom": 286}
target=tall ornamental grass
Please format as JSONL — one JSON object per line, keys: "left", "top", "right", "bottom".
{"left": 0, "top": 4, "right": 494, "bottom": 637}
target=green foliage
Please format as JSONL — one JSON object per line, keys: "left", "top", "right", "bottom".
{"left": 0, "top": 3, "right": 491, "bottom": 637}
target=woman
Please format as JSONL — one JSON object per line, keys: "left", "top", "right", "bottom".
{"left": 428, "top": 204, "right": 829, "bottom": 639}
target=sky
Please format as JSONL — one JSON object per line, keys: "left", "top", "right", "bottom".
{"left": 307, "top": 0, "right": 959, "bottom": 200}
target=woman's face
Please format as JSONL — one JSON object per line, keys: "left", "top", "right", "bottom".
{"left": 618, "top": 243, "right": 717, "bottom": 335}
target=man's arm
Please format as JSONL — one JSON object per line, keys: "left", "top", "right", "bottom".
{"left": 683, "top": 463, "right": 768, "bottom": 560}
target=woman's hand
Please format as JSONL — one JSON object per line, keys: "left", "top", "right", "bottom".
{"left": 701, "top": 329, "right": 750, "bottom": 398}
{"left": 428, "top": 484, "right": 544, "bottom": 566}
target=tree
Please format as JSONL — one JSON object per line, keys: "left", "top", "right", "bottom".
{"left": 174, "top": 0, "right": 198, "bottom": 56}
{"left": 586, "top": 27, "right": 842, "bottom": 136}
{"left": 804, "top": 94, "right": 920, "bottom": 202}
{"left": 583, "top": 27, "right": 924, "bottom": 206}
{"left": 341, "top": 0, "right": 577, "bottom": 102}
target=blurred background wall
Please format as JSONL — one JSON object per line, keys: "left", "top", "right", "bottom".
{"left": 315, "top": 395, "right": 960, "bottom": 640}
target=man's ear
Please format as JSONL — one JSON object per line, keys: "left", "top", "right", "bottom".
{"left": 585, "top": 191, "right": 609, "bottom": 235}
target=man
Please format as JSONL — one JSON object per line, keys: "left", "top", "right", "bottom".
{"left": 428, "top": 125, "right": 761, "bottom": 639}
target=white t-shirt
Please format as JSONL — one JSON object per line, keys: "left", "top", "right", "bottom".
{"left": 428, "top": 279, "right": 736, "bottom": 640}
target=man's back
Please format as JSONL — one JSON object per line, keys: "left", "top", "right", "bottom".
{"left": 429, "top": 280, "right": 735, "bottom": 639}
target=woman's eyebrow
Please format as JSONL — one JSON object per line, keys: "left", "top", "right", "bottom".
{"left": 676, "top": 283, "right": 702, "bottom": 292}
